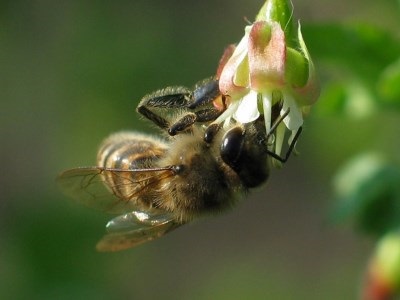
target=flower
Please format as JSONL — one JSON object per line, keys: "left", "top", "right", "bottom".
{"left": 362, "top": 232, "right": 400, "bottom": 299}
{"left": 213, "top": 0, "right": 320, "bottom": 161}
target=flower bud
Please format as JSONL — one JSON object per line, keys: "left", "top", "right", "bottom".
{"left": 214, "top": 0, "right": 320, "bottom": 160}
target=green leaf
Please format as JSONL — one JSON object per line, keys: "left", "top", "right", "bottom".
{"left": 332, "top": 153, "right": 400, "bottom": 236}
{"left": 377, "top": 58, "right": 400, "bottom": 105}
{"left": 303, "top": 23, "right": 400, "bottom": 115}
{"left": 304, "top": 23, "right": 400, "bottom": 77}
{"left": 314, "top": 83, "right": 347, "bottom": 115}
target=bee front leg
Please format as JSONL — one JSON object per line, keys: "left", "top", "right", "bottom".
{"left": 266, "top": 126, "right": 302, "bottom": 163}
{"left": 204, "top": 123, "right": 222, "bottom": 144}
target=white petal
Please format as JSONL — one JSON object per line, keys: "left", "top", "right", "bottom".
{"left": 214, "top": 100, "right": 240, "bottom": 124}
{"left": 282, "top": 92, "right": 303, "bottom": 131}
{"left": 274, "top": 122, "right": 286, "bottom": 157}
{"left": 288, "top": 130, "right": 297, "bottom": 145}
{"left": 262, "top": 93, "right": 272, "bottom": 132}
{"left": 223, "top": 116, "right": 231, "bottom": 129}
{"left": 233, "top": 90, "right": 260, "bottom": 123}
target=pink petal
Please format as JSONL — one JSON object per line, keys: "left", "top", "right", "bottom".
{"left": 216, "top": 44, "right": 236, "bottom": 79}
{"left": 219, "top": 33, "right": 249, "bottom": 98}
{"left": 248, "top": 21, "right": 286, "bottom": 92}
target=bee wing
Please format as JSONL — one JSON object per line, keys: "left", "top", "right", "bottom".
{"left": 57, "top": 166, "right": 175, "bottom": 214}
{"left": 96, "top": 210, "right": 182, "bottom": 252}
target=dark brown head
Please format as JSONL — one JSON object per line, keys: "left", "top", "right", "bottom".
{"left": 220, "top": 121, "right": 270, "bottom": 188}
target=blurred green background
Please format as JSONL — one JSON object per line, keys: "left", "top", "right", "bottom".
{"left": 1, "top": 0, "right": 399, "bottom": 299}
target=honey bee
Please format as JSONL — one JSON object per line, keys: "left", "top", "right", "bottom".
{"left": 57, "top": 78, "right": 301, "bottom": 251}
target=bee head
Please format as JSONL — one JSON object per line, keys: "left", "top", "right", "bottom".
{"left": 220, "top": 124, "right": 269, "bottom": 188}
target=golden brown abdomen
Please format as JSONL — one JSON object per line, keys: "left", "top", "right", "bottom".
{"left": 96, "top": 132, "right": 168, "bottom": 203}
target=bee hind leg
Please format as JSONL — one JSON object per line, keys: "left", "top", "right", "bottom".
{"left": 137, "top": 78, "right": 224, "bottom": 136}
{"left": 138, "top": 104, "right": 223, "bottom": 137}
{"left": 136, "top": 86, "right": 192, "bottom": 130}
{"left": 137, "top": 105, "right": 170, "bottom": 130}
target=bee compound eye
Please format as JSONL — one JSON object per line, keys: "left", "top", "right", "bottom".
{"left": 220, "top": 126, "right": 245, "bottom": 169}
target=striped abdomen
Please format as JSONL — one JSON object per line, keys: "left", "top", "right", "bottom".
{"left": 97, "top": 132, "right": 168, "bottom": 203}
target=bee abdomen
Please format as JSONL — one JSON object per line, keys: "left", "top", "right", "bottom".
{"left": 97, "top": 132, "right": 168, "bottom": 201}
{"left": 97, "top": 132, "right": 167, "bottom": 170}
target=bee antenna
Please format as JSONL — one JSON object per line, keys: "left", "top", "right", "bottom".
{"left": 266, "top": 108, "right": 290, "bottom": 139}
